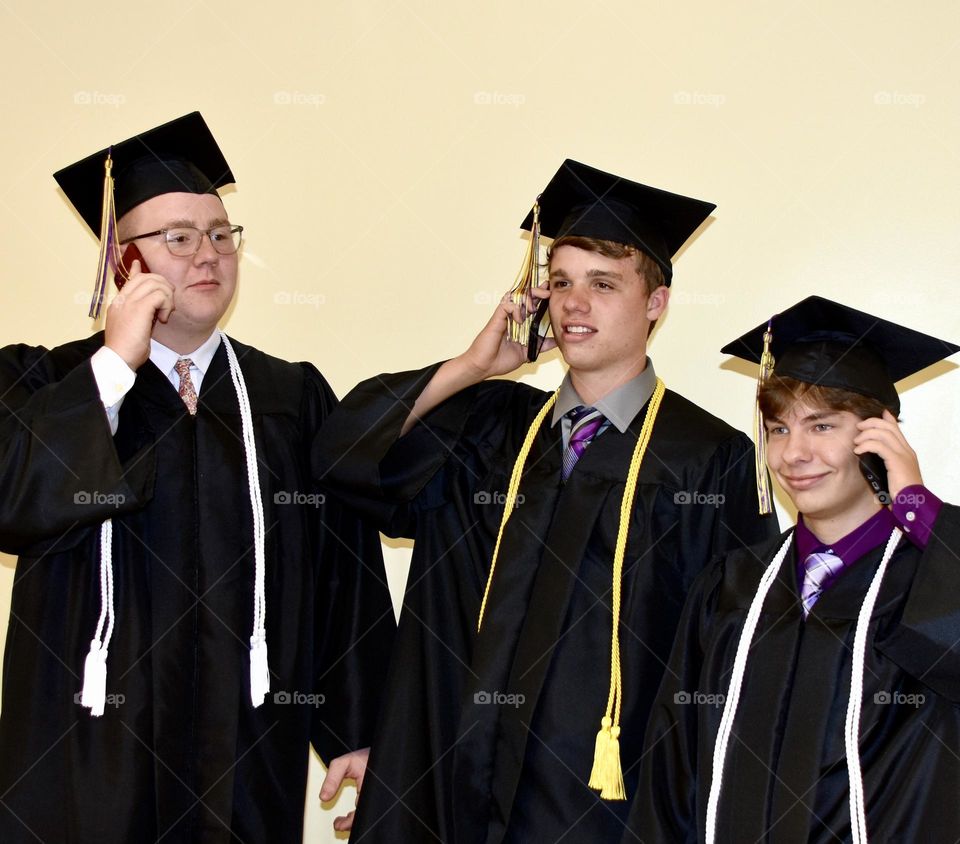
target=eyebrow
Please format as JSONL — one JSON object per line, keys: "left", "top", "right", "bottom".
{"left": 766, "top": 410, "right": 842, "bottom": 425}
{"left": 163, "top": 217, "right": 231, "bottom": 228}
{"left": 547, "top": 268, "right": 624, "bottom": 280}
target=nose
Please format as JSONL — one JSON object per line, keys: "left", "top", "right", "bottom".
{"left": 562, "top": 282, "right": 589, "bottom": 313}
{"left": 192, "top": 232, "right": 220, "bottom": 265}
{"left": 780, "top": 430, "right": 810, "bottom": 465}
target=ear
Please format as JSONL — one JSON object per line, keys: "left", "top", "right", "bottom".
{"left": 646, "top": 285, "right": 669, "bottom": 320}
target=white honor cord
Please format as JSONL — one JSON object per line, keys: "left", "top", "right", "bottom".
{"left": 705, "top": 531, "right": 794, "bottom": 844}
{"left": 705, "top": 528, "right": 902, "bottom": 844}
{"left": 81, "top": 518, "right": 114, "bottom": 717}
{"left": 844, "top": 527, "right": 901, "bottom": 844}
{"left": 82, "top": 333, "right": 269, "bottom": 717}
{"left": 220, "top": 332, "right": 269, "bottom": 707}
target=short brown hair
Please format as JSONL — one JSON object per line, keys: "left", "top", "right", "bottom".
{"left": 759, "top": 376, "right": 893, "bottom": 422}
{"left": 546, "top": 235, "right": 666, "bottom": 294}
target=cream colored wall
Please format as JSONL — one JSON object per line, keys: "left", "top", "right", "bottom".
{"left": 1, "top": 1, "right": 959, "bottom": 840}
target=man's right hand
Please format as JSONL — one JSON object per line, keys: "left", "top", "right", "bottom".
{"left": 104, "top": 260, "right": 175, "bottom": 370}
{"left": 400, "top": 287, "right": 555, "bottom": 436}
{"left": 459, "top": 287, "right": 554, "bottom": 381}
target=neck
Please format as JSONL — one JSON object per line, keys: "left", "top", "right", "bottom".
{"left": 569, "top": 356, "right": 647, "bottom": 406}
{"left": 802, "top": 498, "right": 883, "bottom": 546}
{"left": 152, "top": 323, "right": 217, "bottom": 356}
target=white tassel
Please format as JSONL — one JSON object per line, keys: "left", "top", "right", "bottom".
{"left": 221, "top": 332, "right": 270, "bottom": 707}
{"left": 81, "top": 639, "right": 108, "bottom": 717}
{"left": 81, "top": 519, "right": 114, "bottom": 718}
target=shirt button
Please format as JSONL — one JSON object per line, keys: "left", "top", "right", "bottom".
{"left": 905, "top": 511, "right": 917, "bottom": 522}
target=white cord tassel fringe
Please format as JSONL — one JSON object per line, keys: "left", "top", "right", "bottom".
{"left": 81, "top": 518, "right": 114, "bottom": 717}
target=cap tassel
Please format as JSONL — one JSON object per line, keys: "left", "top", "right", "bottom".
{"left": 753, "top": 320, "right": 775, "bottom": 515}
{"left": 90, "top": 151, "right": 122, "bottom": 320}
{"left": 506, "top": 198, "right": 541, "bottom": 344}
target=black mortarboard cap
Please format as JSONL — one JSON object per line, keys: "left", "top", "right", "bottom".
{"left": 53, "top": 111, "right": 234, "bottom": 234}
{"left": 519, "top": 159, "right": 715, "bottom": 285}
{"left": 722, "top": 295, "right": 960, "bottom": 414}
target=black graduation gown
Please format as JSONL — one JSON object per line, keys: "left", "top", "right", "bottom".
{"left": 627, "top": 504, "right": 960, "bottom": 843}
{"left": 0, "top": 333, "right": 395, "bottom": 844}
{"left": 312, "top": 364, "right": 777, "bottom": 844}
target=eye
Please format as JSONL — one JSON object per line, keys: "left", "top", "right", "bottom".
{"left": 209, "top": 226, "right": 232, "bottom": 243}
{"left": 594, "top": 281, "right": 613, "bottom": 290}
{"left": 766, "top": 425, "right": 788, "bottom": 436}
{"left": 549, "top": 278, "right": 569, "bottom": 289}
{"left": 164, "top": 229, "right": 194, "bottom": 245}
{"left": 813, "top": 423, "right": 834, "bottom": 433}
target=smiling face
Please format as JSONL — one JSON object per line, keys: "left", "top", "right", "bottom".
{"left": 547, "top": 244, "right": 668, "bottom": 399}
{"left": 118, "top": 192, "right": 238, "bottom": 350}
{"left": 765, "top": 399, "right": 881, "bottom": 535}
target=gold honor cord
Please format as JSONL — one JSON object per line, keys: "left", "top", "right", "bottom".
{"left": 475, "top": 378, "right": 667, "bottom": 802}
{"left": 587, "top": 377, "right": 665, "bottom": 800}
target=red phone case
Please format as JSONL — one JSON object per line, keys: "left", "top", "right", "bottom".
{"left": 114, "top": 244, "right": 149, "bottom": 290}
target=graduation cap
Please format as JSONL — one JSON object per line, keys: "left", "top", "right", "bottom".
{"left": 53, "top": 112, "right": 235, "bottom": 318}
{"left": 520, "top": 159, "right": 715, "bottom": 284}
{"left": 722, "top": 295, "right": 960, "bottom": 512}
{"left": 506, "top": 160, "right": 715, "bottom": 345}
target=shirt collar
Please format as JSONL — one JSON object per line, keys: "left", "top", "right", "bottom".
{"left": 795, "top": 506, "right": 898, "bottom": 565}
{"left": 550, "top": 358, "right": 658, "bottom": 432}
{"left": 149, "top": 330, "right": 222, "bottom": 380}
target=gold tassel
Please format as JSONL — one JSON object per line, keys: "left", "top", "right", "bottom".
{"left": 89, "top": 152, "right": 122, "bottom": 320}
{"left": 506, "top": 199, "right": 540, "bottom": 344}
{"left": 588, "top": 716, "right": 613, "bottom": 790}
{"left": 753, "top": 320, "right": 775, "bottom": 515}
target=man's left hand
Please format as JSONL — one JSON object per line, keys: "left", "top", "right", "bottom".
{"left": 854, "top": 410, "right": 923, "bottom": 501}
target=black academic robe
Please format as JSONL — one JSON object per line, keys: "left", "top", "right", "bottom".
{"left": 627, "top": 504, "right": 960, "bottom": 844}
{"left": 312, "top": 364, "right": 776, "bottom": 844}
{"left": 0, "top": 333, "right": 395, "bottom": 844}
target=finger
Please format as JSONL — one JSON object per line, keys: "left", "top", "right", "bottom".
{"left": 319, "top": 757, "right": 349, "bottom": 801}
{"left": 530, "top": 284, "right": 551, "bottom": 299}
{"left": 332, "top": 810, "right": 356, "bottom": 832}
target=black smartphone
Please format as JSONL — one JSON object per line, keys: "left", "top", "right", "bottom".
{"left": 114, "top": 243, "right": 149, "bottom": 291}
{"left": 526, "top": 296, "right": 551, "bottom": 362}
{"left": 859, "top": 451, "right": 891, "bottom": 505}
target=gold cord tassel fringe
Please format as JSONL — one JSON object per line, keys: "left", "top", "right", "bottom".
{"left": 753, "top": 321, "right": 775, "bottom": 515}
{"left": 90, "top": 152, "right": 122, "bottom": 320}
{"left": 506, "top": 200, "right": 540, "bottom": 343}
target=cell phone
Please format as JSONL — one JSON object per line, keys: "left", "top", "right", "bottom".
{"left": 526, "top": 296, "right": 552, "bottom": 362}
{"left": 114, "top": 243, "right": 149, "bottom": 291}
{"left": 859, "top": 451, "right": 891, "bottom": 505}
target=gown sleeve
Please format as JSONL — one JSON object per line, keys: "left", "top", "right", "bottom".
{"left": 876, "top": 502, "right": 960, "bottom": 702}
{"left": 0, "top": 341, "right": 155, "bottom": 556}
{"left": 302, "top": 363, "right": 397, "bottom": 760}
{"left": 623, "top": 560, "right": 725, "bottom": 844}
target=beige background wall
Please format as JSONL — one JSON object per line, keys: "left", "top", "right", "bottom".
{"left": 1, "top": 1, "right": 958, "bottom": 840}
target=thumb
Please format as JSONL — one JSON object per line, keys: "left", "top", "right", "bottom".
{"left": 319, "top": 756, "right": 349, "bottom": 801}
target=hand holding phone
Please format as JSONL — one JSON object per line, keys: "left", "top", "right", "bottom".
{"left": 114, "top": 243, "right": 150, "bottom": 291}
{"left": 858, "top": 451, "right": 891, "bottom": 505}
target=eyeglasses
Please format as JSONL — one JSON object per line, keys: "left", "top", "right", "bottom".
{"left": 120, "top": 224, "right": 244, "bottom": 257}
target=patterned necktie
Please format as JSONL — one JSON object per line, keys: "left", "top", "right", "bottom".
{"left": 174, "top": 358, "right": 198, "bottom": 415}
{"left": 800, "top": 551, "right": 845, "bottom": 618}
{"left": 562, "top": 406, "right": 606, "bottom": 481}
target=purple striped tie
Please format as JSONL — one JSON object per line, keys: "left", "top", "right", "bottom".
{"left": 800, "top": 551, "right": 845, "bottom": 618}
{"left": 562, "top": 406, "right": 606, "bottom": 481}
